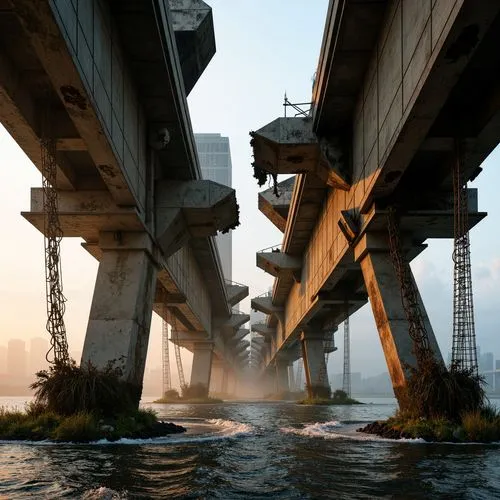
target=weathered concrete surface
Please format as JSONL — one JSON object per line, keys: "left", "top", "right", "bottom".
{"left": 300, "top": 330, "right": 331, "bottom": 399}
{"left": 355, "top": 233, "right": 444, "bottom": 403}
{"left": 256, "top": 251, "right": 302, "bottom": 280}
{"left": 81, "top": 233, "right": 157, "bottom": 401}
{"left": 190, "top": 341, "right": 213, "bottom": 389}
{"left": 258, "top": 176, "right": 295, "bottom": 232}
{"left": 252, "top": 117, "right": 348, "bottom": 189}
{"left": 275, "top": 359, "right": 290, "bottom": 393}
{"left": 156, "top": 179, "right": 239, "bottom": 257}
{"left": 226, "top": 282, "right": 249, "bottom": 307}
{"left": 169, "top": 0, "right": 215, "bottom": 96}
{"left": 251, "top": 296, "right": 283, "bottom": 316}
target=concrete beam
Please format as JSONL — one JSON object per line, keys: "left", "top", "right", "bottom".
{"left": 252, "top": 323, "right": 275, "bottom": 337}
{"left": 22, "top": 189, "right": 142, "bottom": 241}
{"left": 251, "top": 117, "right": 349, "bottom": 189}
{"left": 225, "top": 282, "right": 249, "bottom": 307}
{"left": 256, "top": 251, "right": 302, "bottom": 281}
{"left": 169, "top": 0, "right": 215, "bottom": 96}
{"left": 155, "top": 179, "right": 239, "bottom": 257}
{"left": 251, "top": 296, "right": 284, "bottom": 315}
{"left": 258, "top": 176, "right": 295, "bottom": 232}
{"left": 11, "top": 0, "right": 135, "bottom": 205}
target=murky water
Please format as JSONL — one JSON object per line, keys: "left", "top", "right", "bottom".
{"left": 1, "top": 396, "right": 500, "bottom": 499}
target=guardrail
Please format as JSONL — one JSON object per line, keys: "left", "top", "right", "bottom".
{"left": 257, "top": 243, "right": 282, "bottom": 253}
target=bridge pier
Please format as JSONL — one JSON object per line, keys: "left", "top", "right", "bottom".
{"left": 300, "top": 330, "right": 331, "bottom": 399}
{"left": 81, "top": 232, "right": 158, "bottom": 405}
{"left": 355, "top": 234, "right": 444, "bottom": 408}
{"left": 210, "top": 358, "right": 224, "bottom": 394}
{"left": 275, "top": 359, "right": 290, "bottom": 394}
{"left": 189, "top": 341, "right": 214, "bottom": 395}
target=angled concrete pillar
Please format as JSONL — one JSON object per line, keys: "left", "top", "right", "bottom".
{"left": 210, "top": 358, "right": 223, "bottom": 394}
{"left": 300, "top": 330, "right": 331, "bottom": 399}
{"left": 288, "top": 364, "right": 295, "bottom": 392}
{"left": 81, "top": 232, "right": 158, "bottom": 405}
{"left": 276, "top": 359, "right": 289, "bottom": 394}
{"left": 190, "top": 342, "right": 214, "bottom": 394}
{"left": 355, "top": 233, "right": 444, "bottom": 407}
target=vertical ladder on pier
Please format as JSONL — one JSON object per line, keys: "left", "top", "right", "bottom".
{"left": 342, "top": 314, "right": 351, "bottom": 397}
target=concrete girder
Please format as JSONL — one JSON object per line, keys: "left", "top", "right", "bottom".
{"left": 234, "top": 340, "right": 250, "bottom": 355}
{"left": 0, "top": 45, "right": 77, "bottom": 190}
{"left": 364, "top": 211, "right": 486, "bottom": 241}
{"left": 218, "top": 313, "right": 250, "bottom": 338}
{"left": 230, "top": 329, "right": 249, "bottom": 344}
{"left": 258, "top": 176, "right": 295, "bottom": 232}
{"left": 22, "top": 189, "right": 142, "bottom": 242}
{"left": 256, "top": 251, "right": 302, "bottom": 281}
{"left": 169, "top": 0, "right": 216, "bottom": 96}
{"left": 11, "top": 0, "right": 136, "bottom": 205}
{"left": 155, "top": 179, "right": 239, "bottom": 257}
{"left": 225, "top": 282, "right": 249, "bottom": 307}
{"left": 251, "top": 296, "right": 284, "bottom": 316}
{"left": 252, "top": 323, "right": 275, "bottom": 337}
{"left": 251, "top": 117, "right": 349, "bottom": 190}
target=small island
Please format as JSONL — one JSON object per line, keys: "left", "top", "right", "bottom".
{"left": 357, "top": 360, "right": 500, "bottom": 443}
{"left": 298, "top": 389, "right": 362, "bottom": 405}
{"left": 0, "top": 360, "right": 185, "bottom": 443}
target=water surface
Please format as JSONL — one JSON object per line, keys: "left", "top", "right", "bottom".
{"left": 1, "top": 396, "right": 500, "bottom": 499}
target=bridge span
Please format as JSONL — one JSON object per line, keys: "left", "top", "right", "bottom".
{"left": 0, "top": 0, "right": 248, "bottom": 400}
{"left": 251, "top": 0, "right": 500, "bottom": 402}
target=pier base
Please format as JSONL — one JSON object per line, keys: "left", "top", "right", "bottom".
{"left": 81, "top": 232, "right": 157, "bottom": 405}
{"left": 300, "top": 330, "right": 331, "bottom": 399}
{"left": 355, "top": 233, "right": 444, "bottom": 408}
{"left": 189, "top": 342, "right": 213, "bottom": 396}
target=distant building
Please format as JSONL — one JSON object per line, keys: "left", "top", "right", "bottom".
{"left": 0, "top": 346, "right": 7, "bottom": 374}
{"left": 195, "top": 133, "right": 232, "bottom": 281}
{"left": 7, "top": 339, "right": 27, "bottom": 380}
{"left": 29, "top": 337, "right": 49, "bottom": 374}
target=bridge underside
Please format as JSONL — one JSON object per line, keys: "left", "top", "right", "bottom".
{"left": 251, "top": 0, "right": 500, "bottom": 403}
{"left": 0, "top": 0, "right": 247, "bottom": 399}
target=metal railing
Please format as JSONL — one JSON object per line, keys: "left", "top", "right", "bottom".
{"left": 257, "top": 243, "right": 282, "bottom": 253}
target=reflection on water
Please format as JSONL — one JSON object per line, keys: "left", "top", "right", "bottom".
{"left": 1, "top": 397, "right": 500, "bottom": 499}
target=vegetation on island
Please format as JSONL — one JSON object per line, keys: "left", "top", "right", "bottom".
{"left": 153, "top": 383, "right": 223, "bottom": 404}
{"left": 298, "top": 389, "right": 362, "bottom": 406}
{"left": 0, "top": 360, "right": 185, "bottom": 442}
{"left": 359, "top": 358, "right": 500, "bottom": 442}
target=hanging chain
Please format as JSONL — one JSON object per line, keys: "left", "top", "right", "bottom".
{"left": 162, "top": 302, "right": 172, "bottom": 395}
{"left": 342, "top": 309, "right": 351, "bottom": 397}
{"left": 451, "top": 139, "right": 478, "bottom": 374}
{"left": 41, "top": 119, "right": 70, "bottom": 365}
{"left": 387, "top": 208, "right": 431, "bottom": 367}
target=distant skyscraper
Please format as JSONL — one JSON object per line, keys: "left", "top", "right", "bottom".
{"left": 195, "top": 133, "right": 232, "bottom": 281}
{"left": 0, "top": 346, "right": 7, "bottom": 374}
{"left": 7, "top": 339, "right": 27, "bottom": 380}
{"left": 29, "top": 337, "right": 49, "bottom": 374}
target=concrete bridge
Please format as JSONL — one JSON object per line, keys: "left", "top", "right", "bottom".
{"left": 0, "top": 0, "right": 249, "bottom": 399}
{"left": 251, "top": 0, "right": 500, "bottom": 401}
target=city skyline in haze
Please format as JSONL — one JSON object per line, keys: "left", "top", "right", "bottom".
{"left": 1, "top": 1, "right": 500, "bottom": 384}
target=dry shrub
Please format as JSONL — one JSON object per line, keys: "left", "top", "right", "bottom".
{"left": 406, "top": 357, "right": 484, "bottom": 421}
{"left": 31, "top": 360, "right": 137, "bottom": 417}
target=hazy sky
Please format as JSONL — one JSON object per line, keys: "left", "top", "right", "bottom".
{"left": 1, "top": 1, "right": 500, "bottom": 383}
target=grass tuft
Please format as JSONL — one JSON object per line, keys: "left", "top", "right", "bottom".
{"left": 30, "top": 359, "right": 137, "bottom": 417}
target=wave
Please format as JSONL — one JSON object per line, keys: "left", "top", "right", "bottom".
{"left": 0, "top": 419, "right": 254, "bottom": 446}
{"left": 281, "top": 420, "right": 425, "bottom": 443}
{"left": 82, "top": 487, "right": 129, "bottom": 499}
